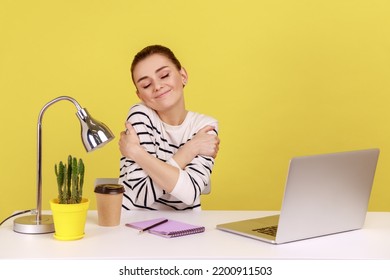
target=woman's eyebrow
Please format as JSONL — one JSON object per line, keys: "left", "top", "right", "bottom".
{"left": 136, "top": 66, "right": 169, "bottom": 84}
{"left": 155, "top": 66, "right": 169, "bottom": 74}
{"left": 136, "top": 76, "right": 149, "bottom": 84}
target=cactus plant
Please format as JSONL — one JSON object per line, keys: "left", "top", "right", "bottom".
{"left": 54, "top": 155, "right": 85, "bottom": 204}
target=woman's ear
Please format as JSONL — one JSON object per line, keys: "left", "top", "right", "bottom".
{"left": 136, "top": 90, "right": 143, "bottom": 101}
{"left": 180, "top": 67, "right": 188, "bottom": 86}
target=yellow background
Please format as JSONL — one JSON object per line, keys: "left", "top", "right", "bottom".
{"left": 1, "top": 0, "right": 390, "bottom": 222}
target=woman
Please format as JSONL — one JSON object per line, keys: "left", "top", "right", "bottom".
{"left": 119, "top": 45, "right": 220, "bottom": 210}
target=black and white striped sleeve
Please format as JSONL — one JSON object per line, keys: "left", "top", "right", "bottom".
{"left": 169, "top": 122, "right": 218, "bottom": 205}
{"left": 119, "top": 104, "right": 166, "bottom": 208}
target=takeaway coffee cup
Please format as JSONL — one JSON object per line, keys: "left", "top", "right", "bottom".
{"left": 94, "top": 184, "right": 125, "bottom": 226}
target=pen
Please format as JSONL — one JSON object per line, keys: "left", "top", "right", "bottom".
{"left": 139, "top": 219, "right": 168, "bottom": 233}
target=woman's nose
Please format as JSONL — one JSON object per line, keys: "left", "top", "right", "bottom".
{"left": 154, "top": 81, "right": 163, "bottom": 92}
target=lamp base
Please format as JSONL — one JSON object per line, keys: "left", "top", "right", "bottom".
{"left": 13, "top": 214, "right": 55, "bottom": 234}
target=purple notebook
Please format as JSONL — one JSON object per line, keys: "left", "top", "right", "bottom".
{"left": 126, "top": 217, "right": 205, "bottom": 238}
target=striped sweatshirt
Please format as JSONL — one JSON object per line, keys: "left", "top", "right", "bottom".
{"left": 119, "top": 103, "right": 218, "bottom": 210}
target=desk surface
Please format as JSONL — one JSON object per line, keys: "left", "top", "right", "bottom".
{"left": 1, "top": 210, "right": 390, "bottom": 260}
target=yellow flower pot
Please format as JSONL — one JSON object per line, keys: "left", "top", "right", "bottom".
{"left": 50, "top": 198, "right": 90, "bottom": 241}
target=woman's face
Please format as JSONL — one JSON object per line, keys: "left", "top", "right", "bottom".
{"left": 132, "top": 53, "right": 187, "bottom": 113}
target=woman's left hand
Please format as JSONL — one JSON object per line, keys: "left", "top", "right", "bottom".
{"left": 119, "top": 122, "right": 142, "bottom": 159}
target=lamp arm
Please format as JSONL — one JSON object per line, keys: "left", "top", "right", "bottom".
{"left": 38, "top": 96, "right": 82, "bottom": 124}
{"left": 36, "top": 96, "right": 84, "bottom": 222}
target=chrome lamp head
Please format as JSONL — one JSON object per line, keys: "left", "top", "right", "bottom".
{"left": 77, "top": 107, "right": 114, "bottom": 152}
{"left": 13, "top": 96, "right": 115, "bottom": 234}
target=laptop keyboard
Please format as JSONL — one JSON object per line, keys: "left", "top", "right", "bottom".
{"left": 252, "top": 226, "right": 278, "bottom": 237}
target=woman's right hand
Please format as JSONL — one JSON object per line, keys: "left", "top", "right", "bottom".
{"left": 190, "top": 125, "right": 220, "bottom": 158}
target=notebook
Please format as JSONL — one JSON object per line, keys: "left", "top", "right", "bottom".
{"left": 126, "top": 217, "right": 205, "bottom": 238}
{"left": 217, "top": 148, "right": 380, "bottom": 244}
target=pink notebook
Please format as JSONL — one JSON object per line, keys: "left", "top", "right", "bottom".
{"left": 126, "top": 217, "right": 205, "bottom": 238}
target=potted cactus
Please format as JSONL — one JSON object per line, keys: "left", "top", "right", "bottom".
{"left": 50, "top": 155, "right": 90, "bottom": 241}
{"left": 55, "top": 155, "right": 85, "bottom": 204}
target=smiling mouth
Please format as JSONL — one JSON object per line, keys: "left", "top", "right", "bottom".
{"left": 155, "top": 89, "right": 171, "bottom": 99}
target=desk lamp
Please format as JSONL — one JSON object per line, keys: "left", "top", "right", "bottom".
{"left": 13, "top": 96, "right": 115, "bottom": 234}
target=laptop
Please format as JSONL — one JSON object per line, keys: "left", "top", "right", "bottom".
{"left": 217, "top": 148, "right": 380, "bottom": 244}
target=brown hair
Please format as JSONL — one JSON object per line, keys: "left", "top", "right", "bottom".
{"left": 130, "top": 45, "right": 182, "bottom": 83}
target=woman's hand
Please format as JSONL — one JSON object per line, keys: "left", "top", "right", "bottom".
{"left": 119, "top": 122, "right": 143, "bottom": 159}
{"left": 189, "top": 125, "right": 220, "bottom": 158}
{"left": 171, "top": 125, "right": 220, "bottom": 170}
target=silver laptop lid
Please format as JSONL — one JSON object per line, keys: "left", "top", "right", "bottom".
{"left": 275, "top": 148, "right": 379, "bottom": 243}
{"left": 216, "top": 149, "right": 380, "bottom": 244}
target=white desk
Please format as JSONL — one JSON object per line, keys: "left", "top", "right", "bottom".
{"left": 1, "top": 211, "right": 390, "bottom": 259}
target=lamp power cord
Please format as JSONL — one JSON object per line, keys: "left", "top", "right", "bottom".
{"left": 0, "top": 209, "right": 36, "bottom": 226}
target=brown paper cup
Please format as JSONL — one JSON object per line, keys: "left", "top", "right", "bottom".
{"left": 94, "top": 184, "right": 125, "bottom": 227}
